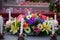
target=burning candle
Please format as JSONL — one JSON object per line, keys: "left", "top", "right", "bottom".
{"left": 0, "top": 16, "right": 3, "bottom": 33}
{"left": 20, "top": 18, "right": 24, "bottom": 35}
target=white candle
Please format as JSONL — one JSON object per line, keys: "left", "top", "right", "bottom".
{"left": 51, "top": 20, "right": 55, "bottom": 34}
{"left": 52, "top": 24, "right": 55, "bottom": 34}
{"left": 20, "top": 18, "right": 24, "bottom": 35}
{"left": 28, "top": 10, "right": 30, "bottom": 15}
{"left": 8, "top": 9, "right": 11, "bottom": 21}
{"left": 54, "top": 13, "right": 57, "bottom": 20}
{"left": 0, "top": 16, "right": 3, "bottom": 33}
{"left": 15, "top": 17, "right": 16, "bottom": 27}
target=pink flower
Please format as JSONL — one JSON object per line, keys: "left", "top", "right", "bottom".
{"left": 33, "top": 27, "right": 40, "bottom": 33}
{"left": 17, "top": 14, "right": 24, "bottom": 22}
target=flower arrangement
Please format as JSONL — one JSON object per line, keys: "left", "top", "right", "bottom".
{"left": 6, "top": 12, "right": 58, "bottom": 35}
{"left": 6, "top": 18, "right": 20, "bottom": 34}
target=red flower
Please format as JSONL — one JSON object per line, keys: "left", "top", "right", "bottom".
{"left": 33, "top": 27, "right": 40, "bottom": 33}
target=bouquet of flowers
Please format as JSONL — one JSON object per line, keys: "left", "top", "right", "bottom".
{"left": 6, "top": 12, "right": 53, "bottom": 35}
{"left": 6, "top": 17, "right": 20, "bottom": 34}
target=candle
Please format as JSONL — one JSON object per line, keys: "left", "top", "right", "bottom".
{"left": 0, "top": 16, "right": 3, "bottom": 33}
{"left": 20, "top": 18, "right": 24, "bottom": 35}
{"left": 51, "top": 20, "right": 55, "bottom": 34}
{"left": 52, "top": 24, "right": 55, "bottom": 34}
{"left": 8, "top": 9, "right": 11, "bottom": 21}
{"left": 54, "top": 13, "right": 57, "bottom": 20}
{"left": 28, "top": 10, "right": 30, "bottom": 15}
{"left": 15, "top": 17, "right": 16, "bottom": 27}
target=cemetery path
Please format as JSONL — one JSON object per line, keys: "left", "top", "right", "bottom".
{"left": 4, "top": 33, "right": 60, "bottom": 40}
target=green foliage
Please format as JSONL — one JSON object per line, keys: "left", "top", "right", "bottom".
{"left": 56, "top": 28, "right": 60, "bottom": 35}
{"left": 58, "top": 13, "right": 60, "bottom": 16}
{"left": 41, "top": 31, "right": 48, "bottom": 36}
{"left": 49, "top": 0, "right": 57, "bottom": 12}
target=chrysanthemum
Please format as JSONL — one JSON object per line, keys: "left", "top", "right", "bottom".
{"left": 42, "top": 21, "right": 51, "bottom": 34}
{"left": 37, "top": 23, "right": 43, "bottom": 31}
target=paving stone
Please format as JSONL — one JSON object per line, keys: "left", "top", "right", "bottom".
{"left": 3, "top": 34, "right": 60, "bottom": 40}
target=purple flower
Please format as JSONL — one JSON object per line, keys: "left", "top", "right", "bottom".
{"left": 24, "top": 13, "right": 28, "bottom": 17}
{"left": 27, "top": 18, "right": 36, "bottom": 25}
{"left": 37, "top": 18, "right": 44, "bottom": 23}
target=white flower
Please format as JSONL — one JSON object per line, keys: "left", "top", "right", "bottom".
{"left": 26, "top": 15, "right": 32, "bottom": 20}
{"left": 6, "top": 20, "right": 13, "bottom": 28}
{"left": 54, "top": 20, "right": 58, "bottom": 26}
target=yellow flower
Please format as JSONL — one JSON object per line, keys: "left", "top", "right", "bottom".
{"left": 10, "top": 18, "right": 19, "bottom": 34}
{"left": 42, "top": 21, "right": 51, "bottom": 34}
{"left": 10, "top": 24, "right": 19, "bottom": 34}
